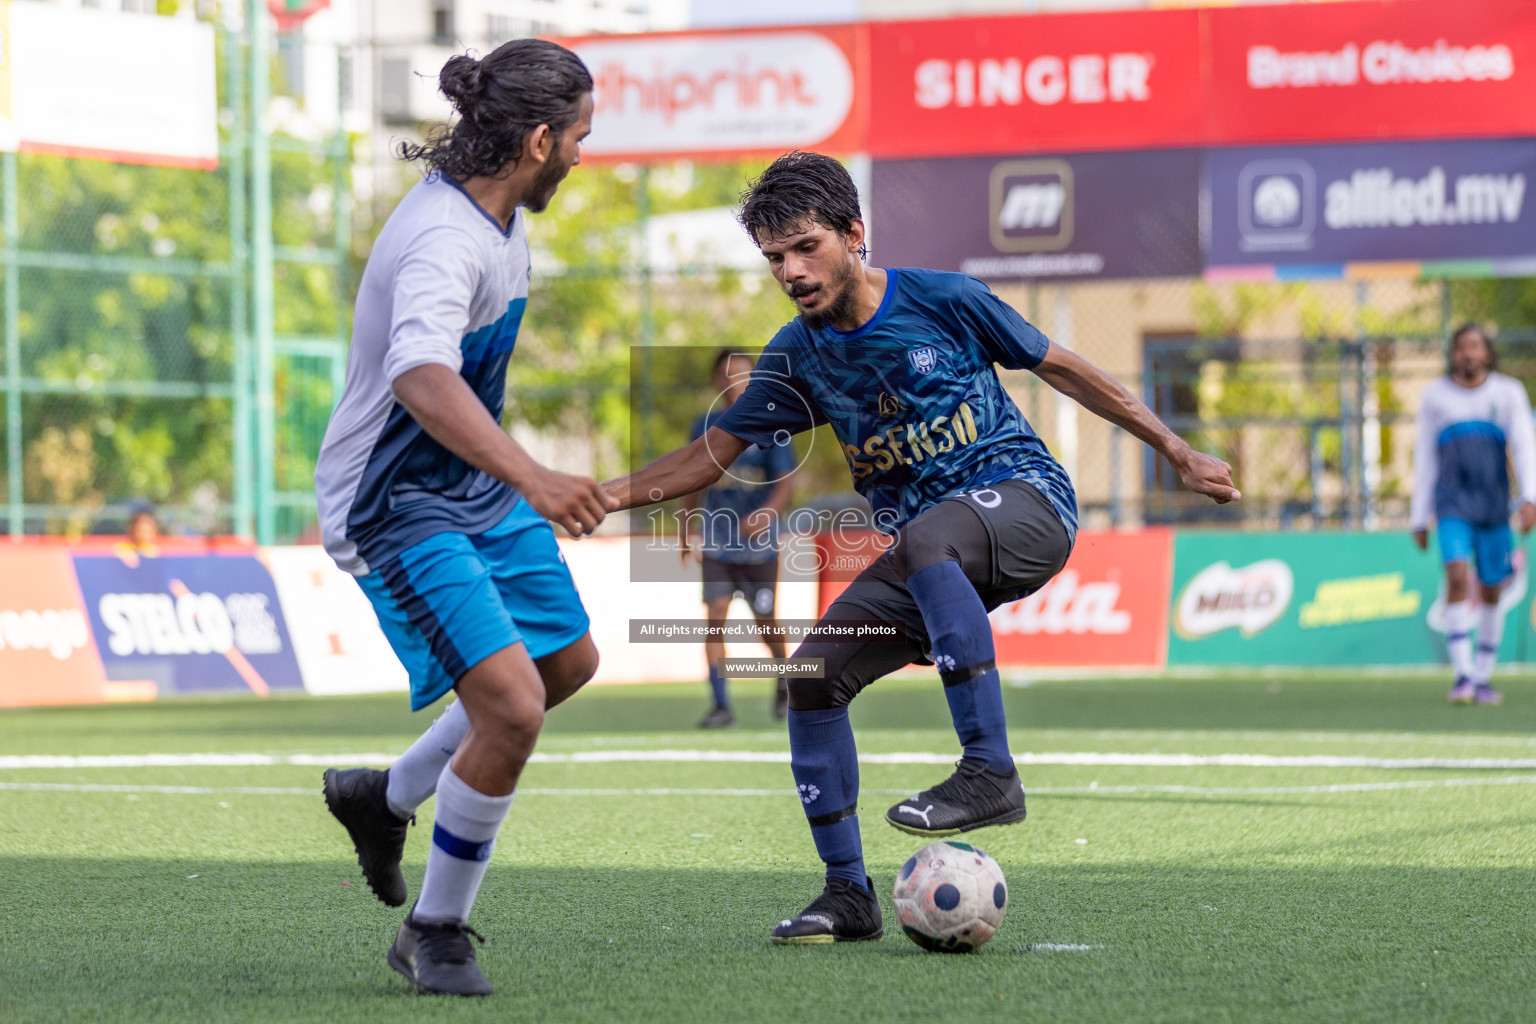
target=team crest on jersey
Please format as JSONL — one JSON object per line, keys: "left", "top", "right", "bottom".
{"left": 909, "top": 346, "right": 939, "bottom": 375}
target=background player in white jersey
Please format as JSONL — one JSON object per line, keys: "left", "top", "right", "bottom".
{"left": 312, "top": 40, "right": 615, "bottom": 996}
{"left": 1411, "top": 323, "right": 1536, "bottom": 706}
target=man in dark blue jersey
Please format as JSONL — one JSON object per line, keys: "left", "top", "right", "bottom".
{"left": 604, "top": 152, "right": 1239, "bottom": 945}
{"left": 680, "top": 349, "right": 797, "bottom": 726}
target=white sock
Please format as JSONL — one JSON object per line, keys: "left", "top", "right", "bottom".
{"left": 385, "top": 700, "right": 470, "bottom": 818}
{"left": 1446, "top": 600, "right": 1474, "bottom": 681}
{"left": 413, "top": 764, "right": 514, "bottom": 924}
{"left": 1474, "top": 602, "right": 1506, "bottom": 685}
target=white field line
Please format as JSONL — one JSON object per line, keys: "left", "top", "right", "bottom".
{"left": 7, "top": 750, "right": 1536, "bottom": 770}
{"left": 539, "top": 728, "right": 1536, "bottom": 750}
{"left": 1024, "top": 944, "right": 1098, "bottom": 952}
{"left": 5, "top": 775, "right": 1536, "bottom": 798}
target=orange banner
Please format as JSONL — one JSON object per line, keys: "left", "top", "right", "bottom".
{"left": 0, "top": 547, "right": 111, "bottom": 707}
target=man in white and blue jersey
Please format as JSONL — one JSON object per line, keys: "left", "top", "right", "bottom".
{"left": 605, "top": 152, "right": 1240, "bottom": 944}
{"left": 313, "top": 40, "right": 615, "bottom": 996}
{"left": 681, "top": 349, "right": 797, "bottom": 726}
{"left": 1411, "top": 323, "right": 1536, "bottom": 706}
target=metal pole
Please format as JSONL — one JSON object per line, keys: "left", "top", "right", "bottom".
{"left": 249, "top": 0, "right": 276, "bottom": 544}
{"left": 228, "top": 25, "right": 254, "bottom": 540}
{"left": 637, "top": 165, "right": 654, "bottom": 466}
{"left": 4, "top": 152, "right": 21, "bottom": 537}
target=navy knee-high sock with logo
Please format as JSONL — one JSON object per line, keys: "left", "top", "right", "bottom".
{"left": 787, "top": 706, "right": 866, "bottom": 889}
{"left": 908, "top": 561, "right": 1014, "bottom": 773}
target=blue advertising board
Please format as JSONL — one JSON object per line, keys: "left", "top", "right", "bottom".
{"left": 1207, "top": 138, "right": 1536, "bottom": 268}
{"left": 871, "top": 150, "right": 1203, "bottom": 281}
{"left": 72, "top": 553, "right": 303, "bottom": 695}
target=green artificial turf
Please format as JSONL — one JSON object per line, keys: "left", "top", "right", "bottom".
{"left": 2, "top": 675, "right": 1534, "bottom": 1023}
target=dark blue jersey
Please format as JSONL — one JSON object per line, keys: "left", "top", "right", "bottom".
{"left": 690, "top": 409, "right": 797, "bottom": 564}
{"left": 715, "top": 268, "right": 1077, "bottom": 539}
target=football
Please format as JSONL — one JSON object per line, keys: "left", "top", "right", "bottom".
{"left": 893, "top": 840, "right": 1008, "bottom": 953}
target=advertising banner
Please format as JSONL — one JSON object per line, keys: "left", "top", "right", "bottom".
{"left": 990, "top": 529, "right": 1172, "bottom": 668}
{"left": 561, "top": 25, "right": 866, "bottom": 162}
{"left": 871, "top": 150, "right": 1202, "bottom": 281}
{"left": 0, "top": 547, "right": 109, "bottom": 707}
{"left": 72, "top": 553, "right": 303, "bottom": 695}
{"left": 261, "top": 546, "right": 408, "bottom": 697}
{"left": 868, "top": 9, "right": 1202, "bottom": 159}
{"left": 1166, "top": 531, "right": 1529, "bottom": 666}
{"left": 1207, "top": 138, "right": 1536, "bottom": 268}
{"left": 1207, "top": 0, "right": 1536, "bottom": 147}
{"left": 0, "top": 1, "right": 218, "bottom": 169}
{"left": 815, "top": 529, "right": 1171, "bottom": 668}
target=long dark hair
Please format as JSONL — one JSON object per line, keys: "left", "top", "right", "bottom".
{"left": 398, "top": 39, "right": 592, "bottom": 180}
{"left": 1448, "top": 321, "right": 1497, "bottom": 373}
{"left": 738, "top": 151, "right": 865, "bottom": 254}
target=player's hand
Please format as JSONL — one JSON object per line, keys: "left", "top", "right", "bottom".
{"left": 679, "top": 534, "right": 700, "bottom": 565}
{"left": 1175, "top": 449, "right": 1240, "bottom": 504}
{"left": 524, "top": 467, "right": 618, "bottom": 538}
{"left": 1412, "top": 527, "right": 1429, "bottom": 551}
{"left": 1519, "top": 502, "right": 1536, "bottom": 536}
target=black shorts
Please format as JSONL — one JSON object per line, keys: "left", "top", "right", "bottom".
{"left": 702, "top": 556, "right": 778, "bottom": 615}
{"left": 790, "top": 478, "right": 1072, "bottom": 709}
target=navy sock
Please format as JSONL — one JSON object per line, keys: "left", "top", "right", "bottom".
{"left": 707, "top": 664, "right": 730, "bottom": 708}
{"left": 908, "top": 561, "right": 1014, "bottom": 774}
{"left": 787, "top": 707, "right": 867, "bottom": 890}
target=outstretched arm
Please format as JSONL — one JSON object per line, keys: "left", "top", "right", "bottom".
{"left": 1032, "top": 345, "right": 1240, "bottom": 504}
{"left": 604, "top": 426, "right": 751, "bottom": 510}
{"left": 393, "top": 364, "right": 616, "bottom": 536}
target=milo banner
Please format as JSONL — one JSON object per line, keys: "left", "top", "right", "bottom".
{"left": 1167, "top": 531, "right": 1531, "bottom": 666}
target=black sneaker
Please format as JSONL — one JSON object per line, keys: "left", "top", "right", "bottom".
{"left": 772, "top": 677, "right": 789, "bottom": 720}
{"left": 323, "top": 767, "right": 411, "bottom": 907}
{"left": 770, "top": 876, "right": 883, "bottom": 945}
{"left": 885, "top": 757, "right": 1027, "bottom": 837}
{"left": 387, "top": 915, "right": 493, "bottom": 997}
{"left": 698, "top": 704, "right": 735, "bottom": 728}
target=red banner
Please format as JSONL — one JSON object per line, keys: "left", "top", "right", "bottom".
{"left": 867, "top": 9, "right": 1204, "bottom": 159}
{"left": 1206, "top": 0, "right": 1536, "bottom": 146}
{"left": 814, "top": 529, "right": 1172, "bottom": 668}
{"left": 863, "top": 1, "right": 1536, "bottom": 159}
{"left": 989, "top": 529, "right": 1172, "bottom": 668}
{"left": 0, "top": 547, "right": 110, "bottom": 707}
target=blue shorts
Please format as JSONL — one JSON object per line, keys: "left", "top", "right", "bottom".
{"left": 356, "top": 499, "right": 591, "bottom": 710}
{"left": 1437, "top": 517, "right": 1514, "bottom": 587}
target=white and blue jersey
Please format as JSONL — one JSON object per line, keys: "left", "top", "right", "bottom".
{"left": 715, "top": 268, "right": 1077, "bottom": 540}
{"left": 316, "top": 173, "right": 530, "bottom": 576}
{"left": 1412, "top": 372, "right": 1536, "bottom": 585}
{"left": 1411, "top": 373, "right": 1536, "bottom": 531}
{"left": 315, "top": 174, "right": 589, "bottom": 709}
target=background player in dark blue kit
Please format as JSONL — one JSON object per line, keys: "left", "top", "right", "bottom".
{"left": 604, "top": 152, "right": 1239, "bottom": 944}
{"left": 679, "top": 350, "right": 797, "bottom": 727}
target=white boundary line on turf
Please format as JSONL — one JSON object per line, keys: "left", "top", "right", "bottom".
{"left": 5, "top": 775, "right": 1536, "bottom": 798}
{"left": 1025, "top": 944, "right": 1097, "bottom": 952}
{"left": 7, "top": 750, "right": 1536, "bottom": 770}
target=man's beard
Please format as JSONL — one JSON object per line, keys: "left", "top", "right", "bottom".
{"left": 523, "top": 155, "right": 570, "bottom": 214}
{"left": 792, "top": 259, "right": 858, "bottom": 330}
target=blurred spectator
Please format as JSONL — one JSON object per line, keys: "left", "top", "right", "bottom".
{"left": 120, "top": 501, "right": 162, "bottom": 557}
